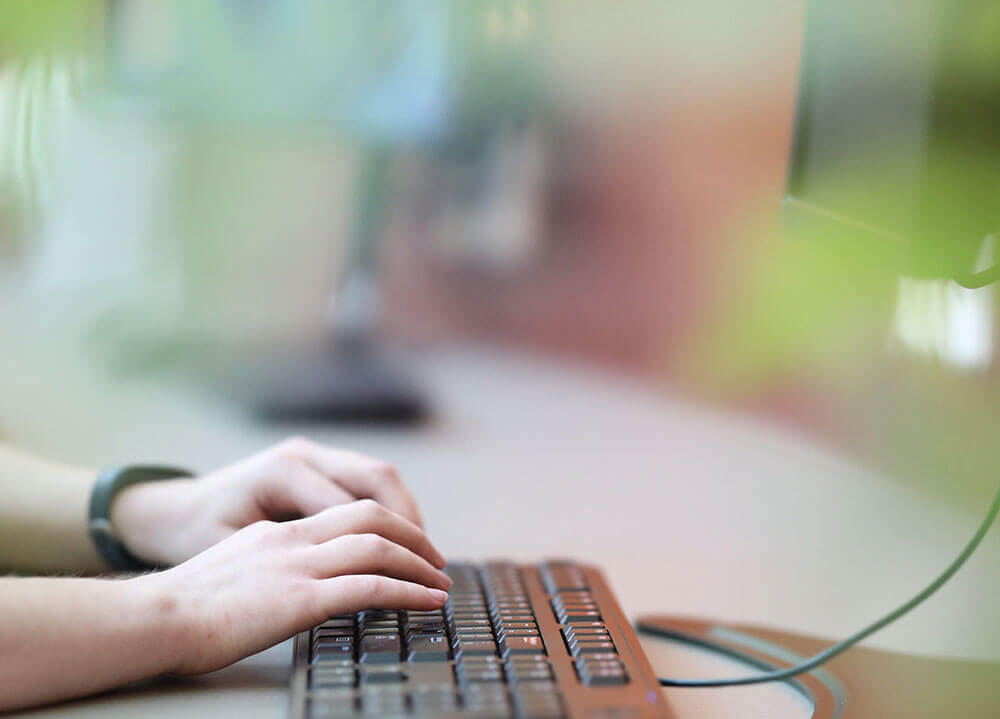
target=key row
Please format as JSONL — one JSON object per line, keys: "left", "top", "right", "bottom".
{"left": 307, "top": 678, "right": 564, "bottom": 718}
{"left": 545, "top": 577, "right": 630, "bottom": 687}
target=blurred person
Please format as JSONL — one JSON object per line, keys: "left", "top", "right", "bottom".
{"left": 0, "top": 437, "right": 451, "bottom": 711}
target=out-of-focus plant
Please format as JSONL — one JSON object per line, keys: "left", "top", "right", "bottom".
{"left": 683, "top": 150, "right": 1000, "bottom": 506}
{"left": 0, "top": 0, "right": 100, "bottom": 60}
{"left": 0, "top": 0, "right": 99, "bottom": 249}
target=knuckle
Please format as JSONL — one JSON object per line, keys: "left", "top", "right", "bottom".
{"left": 357, "top": 575, "right": 386, "bottom": 601}
{"left": 245, "top": 519, "right": 278, "bottom": 540}
{"left": 356, "top": 532, "right": 389, "bottom": 558}
{"left": 265, "top": 448, "right": 302, "bottom": 475}
{"left": 372, "top": 461, "right": 401, "bottom": 485}
{"left": 280, "top": 518, "right": 308, "bottom": 542}
{"left": 277, "top": 435, "right": 311, "bottom": 457}
{"left": 354, "top": 498, "right": 383, "bottom": 520}
{"left": 281, "top": 435, "right": 311, "bottom": 451}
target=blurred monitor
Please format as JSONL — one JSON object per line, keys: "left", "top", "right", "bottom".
{"left": 784, "top": 0, "right": 1000, "bottom": 281}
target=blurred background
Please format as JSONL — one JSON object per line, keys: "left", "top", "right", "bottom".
{"left": 2, "top": 0, "right": 1000, "bottom": 664}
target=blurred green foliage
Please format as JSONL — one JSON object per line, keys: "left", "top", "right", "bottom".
{"left": 0, "top": 0, "right": 101, "bottom": 60}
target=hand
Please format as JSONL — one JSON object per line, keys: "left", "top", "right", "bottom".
{"left": 133, "top": 500, "right": 450, "bottom": 676}
{"left": 110, "top": 437, "right": 423, "bottom": 568}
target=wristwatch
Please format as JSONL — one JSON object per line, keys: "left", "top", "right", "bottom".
{"left": 88, "top": 465, "right": 195, "bottom": 572}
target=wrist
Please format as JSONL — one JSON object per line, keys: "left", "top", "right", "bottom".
{"left": 110, "top": 476, "right": 200, "bottom": 567}
{"left": 126, "top": 572, "right": 192, "bottom": 676}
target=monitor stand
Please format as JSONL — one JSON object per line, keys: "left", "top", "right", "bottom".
{"left": 246, "top": 334, "right": 427, "bottom": 424}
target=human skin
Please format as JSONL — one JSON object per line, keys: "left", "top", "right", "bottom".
{"left": 0, "top": 439, "right": 450, "bottom": 711}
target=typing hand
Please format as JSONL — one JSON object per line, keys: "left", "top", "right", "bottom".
{"left": 134, "top": 500, "right": 450, "bottom": 676}
{"left": 109, "top": 437, "right": 424, "bottom": 568}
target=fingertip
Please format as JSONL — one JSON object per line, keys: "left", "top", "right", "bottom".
{"left": 432, "top": 571, "right": 452, "bottom": 591}
{"left": 426, "top": 587, "right": 448, "bottom": 606}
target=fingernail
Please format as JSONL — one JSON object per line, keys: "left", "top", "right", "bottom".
{"left": 436, "top": 572, "right": 453, "bottom": 590}
{"left": 426, "top": 588, "right": 448, "bottom": 604}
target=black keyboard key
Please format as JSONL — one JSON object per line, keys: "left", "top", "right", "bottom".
{"left": 452, "top": 619, "right": 492, "bottom": 629}
{"left": 358, "top": 685, "right": 407, "bottom": 715}
{"left": 540, "top": 561, "right": 589, "bottom": 593}
{"left": 512, "top": 683, "right": 564, "bottom": 718}
{"left": 558, "top": 609, "right": 602, "bottom": 623}
{"left": 410, "top": 685, "right": 459, "bottom": 714}
{"left": 405, "top": 662, "right": 456, "bottom": 687}
{"left": 499, "top": 628, "right": 541, "bottom": 637}
{"left": 497, "top": 621, "right": 537, "bottom": 631}
{"left": 453, "top": 631, "right": 494, "bottom": 641}
{"left": 506, "top": 658, "right": 554, "bottom": 683}
{"left": 407, "top": 634, "right": 451, "bottom": 662}
{"left": 572, "top": 639, "right": 617, "bottom": 655}
{"left": 580, "top": 670, "right": 628, "bottom": 686}
{"left": 454, "top": 639, "right": 499, "bottom": 657}
{"left": 311, "top": 668, "right": 355, "bottom": 689}
{"left": 313, "top": 642, "right": 355, "bottom": 662}
{"left": 461, "top": 684, "right": 511, "bottom": 714}
{"left": 358, "top": 633, "right": 402, "bottom": 663}
{"left": 574, "top": 654, "right": 629, "bottom": 686}
{"left": 500, "top": 634, "right": 546, "bottom": 657}
{"left": 358, "top": 664, "right": 407, "bottom": 684}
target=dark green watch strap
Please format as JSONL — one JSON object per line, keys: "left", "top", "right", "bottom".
{"left": 88, "top": 465, "right": 195, "bottom": 572}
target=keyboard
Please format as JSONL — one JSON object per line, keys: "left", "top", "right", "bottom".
{"left": 289, "top": 560, "right": 672, "bottom": 718}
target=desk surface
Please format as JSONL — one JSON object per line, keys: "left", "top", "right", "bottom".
{"left": 4, "top": 314, "right": 1000, "bottom": 716}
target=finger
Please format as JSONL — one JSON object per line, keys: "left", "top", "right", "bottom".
{"left": 303, "top": 500, "right": 446, "bottom": 569}
{"left": 309, "top": 533, "right": 451, "bottom": 590}
{"left": 320, "top": 574, "right": 449, "bottom": 615}
{"left": 285, "top": 439, "right": 423, "bottom": 527}
{"left": 257, "top": 457, "right": 355, "bottom": 518}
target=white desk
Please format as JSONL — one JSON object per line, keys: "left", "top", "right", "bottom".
{"left": 4, "top": 305, "right": 999, "bottom": 716}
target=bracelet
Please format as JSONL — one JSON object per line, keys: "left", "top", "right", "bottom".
{"left": 88, "top": 465, "right": 195, "bottom": 572}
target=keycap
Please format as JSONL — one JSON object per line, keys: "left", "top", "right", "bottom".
{"left": 506, "top": 659, "right": 554, "bottom": 682}
{"left": 358, "top": 685, "right": 406, "bottom": 715}
{"left": 575, "top": 655, "right": 629, "bottom": 686}
{"left": 572, "top": 639, "right": 617, "bottom": 655}
{"left": 580, "top": 670, "right": 628, "bottom": 686}
{"left": 452, "top": 619, "right": 492, "bottom": 628}
{"left": 462, "top": 667, "right": 504, "bottom": 683}
{"left": 407, "top": 634, "right": 451, "bottom": 662}
{"left": 495, "top": 614, "right": 535, "bottom": 623}
{"left": 540, "top": 561, "right": 589, "bottom": 592}
{"left": 454, "top": 640, "right": 498, "bottom": 657}
{"left": 358, "top": 664, "right": 407, "bottom": 684}
{"left": 500, "top": 634, "right": 546, "bottom": 656}
{"left": 313, "top": 642, "right": 354, "bottom": 662}
{"left": 497, "top": 621, "right": 537, "bottom": 631}
{"left": 461, "top": 685, "right": 510, "bottom": 713}
{"left": 359, "top": 633, "right": 401, "bottom": 663}
{"left": 310, "top": 669, "right": 355, "bottom": 688}
{"left": 512, "top": 683, "right": 564, "bottom": 718}
{"left": 499, "top": 628, "right": 541, "bottom": 637}
{"left": 410, "top": 686, "right": 459, "bottom": 714}
{"left": 406, "top": 662, "right": 456, "bottom": 687}
{"left": 307, "top": 689, "right": 356, "bottom": 718}
{"left": 562, "top": 625, "right": 608, "bottom": 638}
{"left": 319, "top": 618, "right": 354, "bottom": 629}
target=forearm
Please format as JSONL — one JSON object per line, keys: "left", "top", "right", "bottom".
{"left": 0, "top": 575, "right": 183, "bottom": 711}
{"left": 0, "top": 445, "right": 106, "bottom": 574}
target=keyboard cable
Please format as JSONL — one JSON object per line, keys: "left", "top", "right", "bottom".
{"left": 641, "top": 477, "right": 1000, "bottom": 687}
